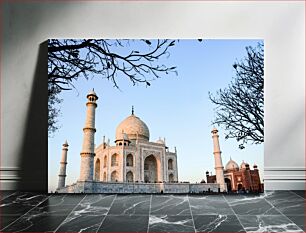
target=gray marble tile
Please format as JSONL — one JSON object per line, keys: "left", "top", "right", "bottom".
{"left": 224, "top": 194, "right": 281, "bottom": 215}
{"left": 108, "top": 194, "right": 150, "bottom": 215}
{"left": 98, "top": 215, "right": 148, "bottom": 232}
{"left": 73, "top": 194, "right": 116, "bottom": 215}
{"left": 189, "top": 195, "right": 234, "bottom": 215}
{"left": 150, "top": 195, "right": 191, "bottom": 216}
{"left": 1, "top": 193, "right": 86, "bottom": 231}
{"left": 285, "top": 215, "right": 305, "bottom": 231}
{"left": 28, "top": 194, "right": 85, "bottom": 215}
{"left": 0, "top": 192, "right": 48, "bottom": 215}
{"left": 238, "top": 215, "right": 303, "bottom": 232}
{"left": 56, "top": 214, "right": 105, "bottom": 232}
{"left": 265, "top": 191, "right": 304, "bottom": 215}
{"left": 0, "top": 215, "right": 21, "bottom": 231}
{"left": 291, "top": 190, "right": 305, "bottom": 199}
{"left": 193, "top": 215, "right": 245, "bottom": 232}
{"left": 148, "top": 215, "right": 195, "bottom": 232}
{"left": 2, "top": 214, "right": 67, "bottom": 232}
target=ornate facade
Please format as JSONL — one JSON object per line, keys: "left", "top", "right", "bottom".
{"left": 93, "top": 110, "right": 179, "bottom": 183}
{"left": 58, "top": 89, "right": 178, "bottom": 192}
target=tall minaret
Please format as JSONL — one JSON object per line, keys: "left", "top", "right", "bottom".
{"left": 79, "top": 89, "right": 98, "bottom": 181}
{"left": 57, "top": 140, "right": 69, "bottom": 189}
{"left": 211, "top": 127, "right": 227, "bottom": 192}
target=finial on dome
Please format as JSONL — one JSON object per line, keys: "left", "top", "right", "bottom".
{"left": 132, "top": 106, "right": 134, "bottom": 115}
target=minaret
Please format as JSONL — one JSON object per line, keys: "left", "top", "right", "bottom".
{"left": 79, "top": 89, "right": 98, "bottom": 181}
{"left": 57, "top": 140, "right": 69, "bottom": 189}
{"left": 211, "top": 127, "right": 227, "bottom": 192}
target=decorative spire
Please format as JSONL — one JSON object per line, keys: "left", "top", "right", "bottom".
{"left": 132, "top": 106, "right": 134, "bottom": 115}
{"left": 63, "top": 140, "right": 68, "bottom": 146}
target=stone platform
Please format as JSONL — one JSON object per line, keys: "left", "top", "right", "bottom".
{"left": 56, "top": 181, "right": 221, "bottom": 193}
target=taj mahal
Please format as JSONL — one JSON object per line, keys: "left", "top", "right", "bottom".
{"left": 55, "top": 90, "right": 262, "bottom": 193}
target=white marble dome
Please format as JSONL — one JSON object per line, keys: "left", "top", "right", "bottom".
{"left": 225, "top": 158, "right": 239, "bottom": 170}
{"left": 116, "top": 114, "right": 150, "bottom": 141}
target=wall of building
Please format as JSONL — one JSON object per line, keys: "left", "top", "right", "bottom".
{"left": 56, "top": 181, "right": 220, "bottom": 194}
{"left": 1, "top": 2, "right": 304, "bottom": 190}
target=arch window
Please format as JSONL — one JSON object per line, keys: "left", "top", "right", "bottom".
{"left": 103, "top": 172, "right": 107, "bottom": 182}
{"left": 111, "top": 153, "right": 119, "bottom": 166}
{"left": 168, "top": 159, "right": 173, "bottom": 170}
{"left": 95, "top": 159, "right": 100, "bottom": 181}
{"left": 103, "top": 155, "right": 107, "bottom": 168}
{"left": 126, "top": 154, "right": 133, "bottom": 166}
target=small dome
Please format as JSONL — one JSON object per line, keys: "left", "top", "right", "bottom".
{"left": 156, "top": 138, "right": 165, "bottom": 144}
{"left": 240, "top": 161, "right": 249, "bottom": 169}
{"left": 225, "top": 158, "right": 239, "bottom": 170}
{"left": 211, "top": 127, "right": 218, "bottom": 133}
{"left": 116, "top": 114, "right": 150, "bottom": 141}
{"left": 87, "top": 89, "right": 98, "bottom": 99}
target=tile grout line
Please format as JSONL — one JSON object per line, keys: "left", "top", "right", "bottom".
{"left": 96, "top": 194, "right": 117, "bottom": 233}
{"left": 221, "top": 194, "right": 247, "bottom": 232}
{"left": 1, "top": 193, "right": 52, "bottom": 231}
{"left": 289, "top": 190, "right": 305, "bottom": 200}
{"left": 187, "top": 195, "right": 197, "bottom": 233}
{"left": 146, "top": 194, "right": 152, "bottom": 233}
{"left": 263, "top": 194, "right": 304, "bottom": 232}
{"left": 53, "top": 194, "right": 87, "bottom": 233}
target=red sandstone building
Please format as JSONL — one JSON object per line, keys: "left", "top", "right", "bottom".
{"left": 206, "top": 158, "right": 263, "bottom": 193}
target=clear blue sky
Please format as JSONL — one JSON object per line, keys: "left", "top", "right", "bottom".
{"left": 48, "top": 39, "right": 264, "bottom": 192}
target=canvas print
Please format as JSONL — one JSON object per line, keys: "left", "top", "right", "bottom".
{"left": 48, "top": 39, "right": 264, "bottom": 194}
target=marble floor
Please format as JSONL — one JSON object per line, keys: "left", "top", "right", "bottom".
{"left": 0, "top": 191, "right": 304, "bottom": 232}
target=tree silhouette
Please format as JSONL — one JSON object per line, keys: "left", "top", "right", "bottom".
{"left": 48, "top": 39, "right": 177, "bottom": 135}
{"left": 209, "top": 43, "right": 264, "bottom": 149}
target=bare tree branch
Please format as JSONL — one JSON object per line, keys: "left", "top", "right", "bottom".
{"left": 48, "top": 39, "right": 178, "bottom": 135}
{"left": 209, "top": 43, "right": 264, "bottom": 149}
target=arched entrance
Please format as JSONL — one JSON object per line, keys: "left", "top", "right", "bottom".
{"left": 169, "top": 173, "right": 174, "bottom": 182}
{"left": 126, "top": 171, "right": 133, "bottom": 182}
{"left": 225, "top": 178, "right": 232, "bottom": 192}
{"left": 237, "top": 183, "right": 243, "bottom": 191}
{"left": 111, "top": 170, "right": 119, "bottom": 182}
{"left": 144, "top": 155, "right": 157, "bottom": 183}
{"left": 95, "top": 159, "right": 100, "bottom": 181}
